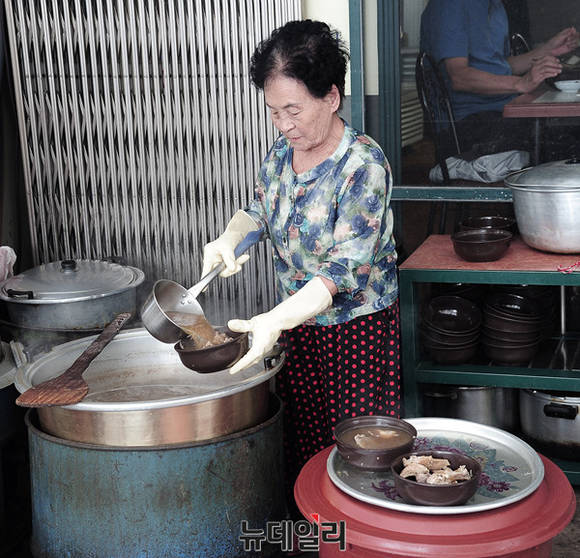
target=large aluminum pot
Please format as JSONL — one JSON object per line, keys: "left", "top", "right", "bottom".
{"left": 13, "top": 328, "right": 284, "bottom": 447}
{"left": 505, "top": 159, "right": 580, "bottom": 253}
{"left": 520, "top": 389, "right": 580, "bottom": 459}
{"left": 422, "top": 385, "right": 519, "bottom": 431}
{"left": 0, "top": 259, "right": 145, "bottom": 330}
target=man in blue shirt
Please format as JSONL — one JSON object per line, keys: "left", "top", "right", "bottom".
{"left": 420, "top": 0, "right": 579, "bottom": 159}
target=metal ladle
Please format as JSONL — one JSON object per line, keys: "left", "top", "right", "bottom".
{"left": 140, "top": 229, "right": 262, "bottom": 343}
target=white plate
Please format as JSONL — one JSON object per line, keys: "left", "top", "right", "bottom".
{"left": 326, "top": 417, "right": 545, "bottom": 515}
{"left": 554, "top": 80, "right": 580, "bottom": 92}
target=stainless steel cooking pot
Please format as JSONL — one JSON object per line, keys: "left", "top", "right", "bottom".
{"left": 505, "top": 159, "right": 580, "bottom": 253}
{"left": 520, "top": 389, "right": 580, "bottom": 458}
{"left": 0, "top": 259, "right": 145, "bottom": 330}
{"left": 13, "top": 328, "right": 283, "bottom": 447}
{"left": 422, "top": 385, "right": 519, "bottom": 431}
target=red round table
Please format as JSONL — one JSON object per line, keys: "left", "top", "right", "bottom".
{"left": 294, "top": 446, "right": 576, "bottom": 558}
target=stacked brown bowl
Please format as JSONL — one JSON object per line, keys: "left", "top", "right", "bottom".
{"left": 492, "top": 284, "right": 558, "bottom": 339}
{"left": 481, "top": 293, "right": 543, "bottom": 365}
{"left": 459, "top": 215, "right": 517, "bottom": 234}
{"left": 420, "top": 296, "right": 481, "bottom": 364}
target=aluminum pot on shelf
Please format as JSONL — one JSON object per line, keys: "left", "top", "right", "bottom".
{"left": 520, "top": 389, "right": 580, "bottom": 459}
{"left": 505, "top": 159, "right": 580, "bottom": 253}
{"left": 422, "top": 385, "right": 519, "bottom": 431}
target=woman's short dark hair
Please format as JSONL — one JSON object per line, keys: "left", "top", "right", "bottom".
{"left": 249, "top": 19, "right": 350, "bottom": 101}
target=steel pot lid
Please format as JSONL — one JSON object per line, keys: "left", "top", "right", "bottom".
{"left": 506, "top": 159, "right": 580, "bottom": 191}
{"left": 0, "top": 259, "right": 145, "bottom": 304}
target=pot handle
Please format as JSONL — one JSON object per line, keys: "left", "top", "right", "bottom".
{"left": 543, "top": 402, "right": 578, "bottom": 420}
{"left": 264, "top": 343, "right": 283, "bottom": 370}
{"left": 423, "top": 390, "right": 458, "bottom": 401}
{"left": 6, "top": 289, "right": 34, "bottom": 300}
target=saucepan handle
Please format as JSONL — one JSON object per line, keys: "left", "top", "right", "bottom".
{"left": 234, "top": 228, "right": 263, "bottom": 259}
{"left": 188, "top": 228, "right": 263, "bottom": 298}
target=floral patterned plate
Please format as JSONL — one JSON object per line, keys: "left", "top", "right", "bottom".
{"left": 326, "top": 417, "right": 545, "bottom": 515}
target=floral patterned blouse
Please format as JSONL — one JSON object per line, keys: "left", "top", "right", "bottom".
{"left": 245, "top": 122, "right": 398, "bottom": 326}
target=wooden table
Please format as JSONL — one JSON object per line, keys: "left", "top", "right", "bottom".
{"left": 503, "top": 87, "right": 580, "bottom": 164}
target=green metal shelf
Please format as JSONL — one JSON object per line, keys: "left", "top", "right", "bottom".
{"left": 399, "top": 267, "right": 580, "bottom": 286}
{"left": 392, "top": 185, "right": 513, "bottom": 202}
{"left": 399, "top": 235, "right": 580, "bottom": 483}
{"left": 414, "top": 362, "right": 580, "bottom": 390}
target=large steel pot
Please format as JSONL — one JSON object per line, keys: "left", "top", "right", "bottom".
{"left": 520, "top": 389, "right": 580, "bottom": 459}
{"left": 0, "top": 259, "right": 145, "bottom": 330}
{"left": 13, "top": 328, "right": 284, "bottom": 446}
{"left": 422, "top": 385, "right": 519, "bottom": 431}
{"left": 505, "top": 159, "right": 580, "bottom": 253}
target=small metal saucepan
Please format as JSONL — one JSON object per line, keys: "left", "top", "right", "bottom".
{"left": 140, "top": 229, "right": 262, "bottom": 344}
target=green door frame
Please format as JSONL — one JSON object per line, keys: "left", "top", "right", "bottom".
{"left": 348, "top": 0, "right": 402, "bottom": 183}
{"left": 377, "top": 1, "right": 402, "bottom": 184}
{"left": 348, "top": 0, "right": 365, "bottom": 132}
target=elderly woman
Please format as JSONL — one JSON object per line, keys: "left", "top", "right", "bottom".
{"left": 201, "top": 19, "right": 400, "bottom": 513}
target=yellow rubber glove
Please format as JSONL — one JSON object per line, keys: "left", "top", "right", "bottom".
{"left": 227, "top": 277, "right": 333, "bottom": 374}
{"left": 201, "top": 210, "right": 259, "bottom": 279}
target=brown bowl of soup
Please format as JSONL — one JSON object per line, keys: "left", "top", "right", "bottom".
{"left": 174, "top": 326, "right": 249, "bottom": 373}
{"left": 333, "top": 416, "right": 417, "bottom": 471}
{"left": 391, "top": 450, "right": 481, "bottom": 506}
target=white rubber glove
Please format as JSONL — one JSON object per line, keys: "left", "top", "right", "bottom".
{"left": 201, "top": 210, "right": 259, "bottom": 279}
{"left": 227, "top": 277, "right": 333, "bottom": 374}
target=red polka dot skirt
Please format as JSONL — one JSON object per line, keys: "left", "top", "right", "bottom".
{"left": 276, "top": 300, "right": 401, "bottom": 508}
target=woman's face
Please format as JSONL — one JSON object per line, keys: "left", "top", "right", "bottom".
{"left": 264, "top": 74, "right": 340, "bottom": 153}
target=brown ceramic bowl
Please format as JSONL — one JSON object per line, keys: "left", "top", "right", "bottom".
{"left": 334, "top": 416, "right": 417, "bottom": 471}
{"left": 481, "top": 338, "right": 540, "bottom": 365}
{"left": 451, "top": 229, "right": 513, "bottom": 262}
{"left": 481, "top": 326, "right": 541, "bottom": 344}
{"left": 485, "top": 293, "right": 542, "bottom": 321}
{"left": 422, "top": 339, "right": 479, "bottom": 364}
{"left": 391, "top": 450, "right": 481, "bottom": 507}
{"left": 459, "top": 216, "right": 516, "bottom": 233}
{"left": 174, "top": 326, "right": 249, "bottom": 373}
{"left": 482, "top": 305, "right": 544, "bottom": 334}
{"left": 423, "top": 296, "right": 482, "bottom": 334}
{"left": 419, "top": 324, "right": 479, "bottom": 346}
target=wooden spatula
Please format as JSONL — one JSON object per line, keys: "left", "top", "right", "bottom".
{"left": 16, "top": 312, "right": 132, "bottom": 408}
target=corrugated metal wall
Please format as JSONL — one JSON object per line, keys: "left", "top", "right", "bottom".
{"left": 4, "top": 0, "right": 301, "bottom": 323}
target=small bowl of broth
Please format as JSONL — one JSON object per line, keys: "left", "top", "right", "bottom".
{"left": 174, "top": 325, "right": 249, "bottom": 373}
{"left": 333, "top": 416, "right": 417, "bottom": 471}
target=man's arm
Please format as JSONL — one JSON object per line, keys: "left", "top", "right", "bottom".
{"left": 508, "top": 27, "right": 579, "bottom": 75}
{"left": 445, "top": 56, "right": 563, "bottom": 96}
